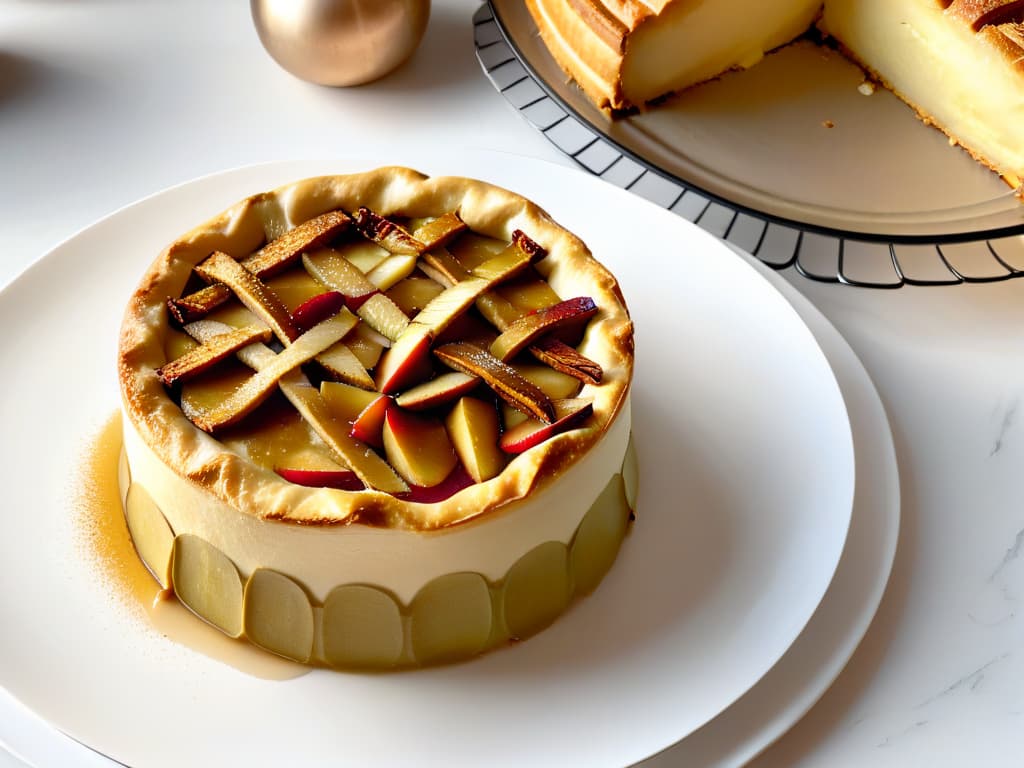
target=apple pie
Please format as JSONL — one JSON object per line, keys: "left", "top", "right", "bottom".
{"left": 527, "top": 0, "right": 1024, "bottom": 190}
{"left": 117, "top": 167, "right": 636, "bottom": 668}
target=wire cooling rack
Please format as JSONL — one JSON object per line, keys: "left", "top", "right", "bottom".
{"left": 473, "top": 3, "right": 1024, "bottom": 288}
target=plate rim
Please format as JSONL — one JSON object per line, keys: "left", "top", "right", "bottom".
{"left": 640, "top": 250, "right": 900, "bottom": 766}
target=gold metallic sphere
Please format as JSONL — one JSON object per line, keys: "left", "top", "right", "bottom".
{"left": 251, "top": 0, "right": 430, "bottom": 86}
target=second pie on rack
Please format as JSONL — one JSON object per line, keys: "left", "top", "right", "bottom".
{"left": 526, "top": 0, "right": 1024, "bottom": 190}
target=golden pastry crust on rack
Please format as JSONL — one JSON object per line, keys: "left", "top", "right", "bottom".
{"left": 527, "top": 0, "right": 1024, "bottom": 188}
{"left": 525, "top": 0, "right": 822, "bottom": 112}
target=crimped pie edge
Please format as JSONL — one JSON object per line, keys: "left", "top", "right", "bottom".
{"left": 117, "top": 166, "right": 634, "bottom": 530}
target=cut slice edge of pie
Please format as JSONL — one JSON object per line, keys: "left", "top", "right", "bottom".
{"left": 526, "top": 0, "right": 1024, "bottom": 192}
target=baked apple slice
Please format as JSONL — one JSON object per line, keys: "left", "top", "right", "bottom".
{"left": 493, "top": 272, "right": 562, "bottom": 316}
{"left": 396, "top": 371, "right": 479, "bottom": 411}
{"left": 320, "top": 381, "right": 390, "bottom": 448}
{"left": 499, "top": 398, "right": 594, "bottom": 454}
{"left": 275, "top": 467, "right": 364, "bottom": 491}
{"left": 320, "top": 380, "right": 383, "bottom": 420}
{"left": 157, "top": 325, "right": 272, "bottom": 387}
{"left": 511, "top": 364, "right": 583, "bottom": 400}
{"left": 166, "top": 210, "right": 351, "bottom": 325}
{"left": 490, "top": 297, "right": 598, "bottom": 361}
{"left": 353, "top": 207, "right": 428, "bottom": 254}
{"left": 365, "top": 254, "right": 418, "bottom": 291}
{"left": 410, "top": 212, "right": 468, "bottom": 251}
{"left": 303, "top": 249, "right": 410, "bottom": 340}
{"left": 434, "top": 342, "right": 555, "bottom": 423}
{"left": 375, "top": 324, "right": 434, "bottom": 394}
{"left": 292, "top": 291, "right": 347, "bottom": 333}
{"left": 385, "top": 276, "right": 445, "bottom": 316}
{"left": 382, "top": 404, "right": 458, "bottom": 488}
{"left": 445, "top": 396, "right": 505, "bottom": 483}
{"left": 194, "top": 251, "right": 300, "bottom": 344}
{"left": 350, "top": 394, "right": 390, "bottom": 448}
{"left": 343, "top": 323, "right": 387, "bottom": 370}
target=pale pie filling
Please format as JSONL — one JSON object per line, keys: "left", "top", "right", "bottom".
{"left": 823, "top": 0, "right": 1024, "bottom": 186}
{"left": 620, "top": 0, "right": 823, "bottom": 105}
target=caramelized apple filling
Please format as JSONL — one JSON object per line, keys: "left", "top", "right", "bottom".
{"left": 160, "top": 209, "right": 608, "bottom": 498}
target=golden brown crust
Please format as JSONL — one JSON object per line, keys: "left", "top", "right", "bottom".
{"left": 940, "top": 2, "right": 1024, "bottom": 76}
{"left": 118, "top": 167, "right": 634, "bottom": 531}
{"left": 527, "top": 0, "right": 631, "bottom": 111}
{"left": 564, "top": 0, "right": 630, "bottom": 52}
{"left": 944, "top": 0, "right": 1024, "bottom": 29}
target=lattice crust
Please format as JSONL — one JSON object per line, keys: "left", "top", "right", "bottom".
{"left": 118, "top": 167, "right": 634, "bottom": 529}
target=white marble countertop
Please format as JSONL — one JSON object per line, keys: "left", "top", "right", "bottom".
{"left": 2, "top": 1, "right": 1021, "bottom": 765}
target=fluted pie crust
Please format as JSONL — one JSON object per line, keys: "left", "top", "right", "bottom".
{"left": 116, "top": 167, "right": 636, "bottom": 668}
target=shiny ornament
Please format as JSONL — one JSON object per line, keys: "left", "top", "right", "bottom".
{"left": 251, "top": 0, "right": 430, "bottom": 86}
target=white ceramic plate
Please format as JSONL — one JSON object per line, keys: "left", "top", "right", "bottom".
{"left": 642, "top": 252, "right": 901, "bottom": 766}
{"left": 0, "top": 154, "right": 853, "bottom": 767}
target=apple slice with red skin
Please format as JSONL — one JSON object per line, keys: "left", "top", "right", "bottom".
{"left": 490, "top": 297, "right": 598, "bottom": 361}
{"left": 344, "top": 291, "right": 378, "bottom": 312}
{"left": 292, "top": 291, "right": 347, "bottom": 333}
{"left": 499, "top": 398, "right": 594, "bottom": 454}
{"left": 320, "top": 381, "right": 390, "bottom": 448}
{"left": 396, "top": 371, "right": 479, "bottom": 411}
{"left": 375, "top": 324, "right": 434, "bottom": 394}
{"left": 303, "top": 250, "right": 410, "bottom": 340}
{"left": 275, "top": 467, "right": 364, "bottom": 491}
{"left": 397, "top": 463, "right": 476, "bottom": 503}
{"left": 382, "top": 404, "right": 458, "bottom": 488}
{"left": 350, "top": 392, "right": 390, "bottom": 448}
